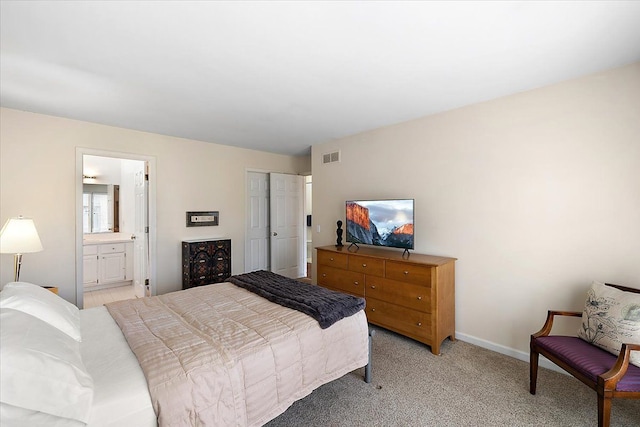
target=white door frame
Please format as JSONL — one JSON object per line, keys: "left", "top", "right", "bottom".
{"left": 133, "top": 167, "right": 149, "bottom": 298}
{"left": 75, "top": 147, "right": 157, "bottom": 308}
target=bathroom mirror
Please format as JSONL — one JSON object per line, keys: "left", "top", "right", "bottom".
{"left": 83, "top": 184, "right": 119, "bottom": 233}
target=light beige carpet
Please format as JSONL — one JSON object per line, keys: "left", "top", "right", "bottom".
{"left": 266, "top": 327, "right": 639, "bottom": 426}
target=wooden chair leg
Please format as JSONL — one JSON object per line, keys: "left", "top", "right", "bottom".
{"left": 529, "top": 346, "right": 539, "bottom": 394}
{"left": 598, "top": 394, "right": 611, "bottom": 427}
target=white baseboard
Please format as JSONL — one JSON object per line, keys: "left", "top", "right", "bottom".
{"left": 455, "top": 331, "right": 568, "bottom": 375}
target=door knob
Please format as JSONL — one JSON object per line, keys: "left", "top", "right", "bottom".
{"left": 272, "top": 232, "right": 278, "bottom": 236}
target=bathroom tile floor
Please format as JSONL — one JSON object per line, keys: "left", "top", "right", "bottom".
{"left": 84, "top": 285, "right": 136, "bottom": 308}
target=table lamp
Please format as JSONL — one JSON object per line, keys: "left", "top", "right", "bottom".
{"left": 0, "top": 216, "right": 44, "bottom": 281}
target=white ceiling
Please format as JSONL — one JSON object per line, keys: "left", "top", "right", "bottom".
{"left": 2, "top": 1, "right": 640, "bottom": 156}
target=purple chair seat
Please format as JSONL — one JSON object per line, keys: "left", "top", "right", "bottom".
{"left": 534, "top": 336, "right": 640, "bottom": 392}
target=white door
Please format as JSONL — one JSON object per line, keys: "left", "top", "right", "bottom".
{"left": 83, "top": 255, "right": 99, "bottom": 287}
{"left": 107, "top": 184, "right": 115, "bottom": 231}
{"left": 100, "top": 252, "right": 126, "bottom": 284}
{"left": 133, "top": 167, "right": 149, "bottom": 297}
{"left": 245, "top": 172, "right": 270, "bottom": 272}
{"left": 269, "top": 173, "right": 304, "bottom": 278}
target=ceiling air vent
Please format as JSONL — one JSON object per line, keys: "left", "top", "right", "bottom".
{"left": 322, "top": 151, "right": 341, "bottom": 164}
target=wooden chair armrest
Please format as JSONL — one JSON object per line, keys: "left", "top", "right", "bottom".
{"left": 532, "top": 310, "right": 582, "bottom": 338}
{"left": 599, "top": 343, "right": 640, "bottom": 389}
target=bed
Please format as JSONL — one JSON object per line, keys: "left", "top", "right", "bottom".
{"left": 0, "top": 272, "right": 370, "bottom": 426}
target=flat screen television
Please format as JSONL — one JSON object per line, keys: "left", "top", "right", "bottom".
{"left": 345, "top": 199, "right": 414, "bottom": 250}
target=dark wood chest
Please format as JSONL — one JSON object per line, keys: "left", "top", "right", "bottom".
{"left": 182, "top": 239, "right": 231, "bottom": 289}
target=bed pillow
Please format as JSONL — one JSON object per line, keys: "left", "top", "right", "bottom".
{"left": 0, "top": 281, "right": 81, "bottom": 342}
{"left": 577, "top": 281, "right": 640, "bottom": 367}
{"left": 0, "top": 308, "right": 94, "bottom": 424}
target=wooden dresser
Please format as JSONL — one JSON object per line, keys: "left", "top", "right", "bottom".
{"left": 316, "top": 245, "right": 456, "bottom": 355}
{"left": 182, "top": 239, "right": 231, "bottom": 289}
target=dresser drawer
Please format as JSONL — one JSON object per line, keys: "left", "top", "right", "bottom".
{"left": 348, "top": 254, "right": 384, "bottom": 277}
{"left": 84, "top": 245, "right": 98, "bottom": 256}
{"left": 366, "top": 298, "right": 431, "bottom": 340}
{"left": 385, "top": 261, "right": 432, "bottom": 287}
{"left": 187, "top": 241, "right": 210, "bottom": 254}
{"left": 366, "top": 276, "right": 431, "bottom": 312}
{"left": 99, "top": 243, "right": 126, "bottom": 254}
{"left": 191, "top": 275, "right": 211, "bottom": 287}
{"left": 211, "top": 239, "right": 230, "bottom": 250}
{"left": 317, "top": 250, "right": 349, "bottom": 269}
{"left": 212, "top": 253, "right": 230, "bottom": 263}
{"left": 317, "top": 265, "right": 364, "bottom": 297}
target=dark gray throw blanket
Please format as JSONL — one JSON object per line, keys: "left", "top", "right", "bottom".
{"left": 227, "top": 270, "right": 365, "bottom": 329}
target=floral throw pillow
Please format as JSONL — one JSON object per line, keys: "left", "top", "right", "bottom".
{"left": 577, "top": 281, "right": 640, "bottom": 368}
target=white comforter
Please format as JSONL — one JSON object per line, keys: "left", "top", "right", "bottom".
{"left": 80, "top": 307, "right": 156, "bottom": 427}
{"left": 106, "top": 282, "right": 369, "bottom": 426}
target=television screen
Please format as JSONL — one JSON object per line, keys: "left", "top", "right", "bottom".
{"left": 346, "top": 199, "right": 414, "bottom": 249}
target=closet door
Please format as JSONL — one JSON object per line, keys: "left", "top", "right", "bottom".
{"left": 245, "top": 171, "right": 270, "bottom": 272}
{"left": 269, "top": 173, "right": 304, "bottom": 279}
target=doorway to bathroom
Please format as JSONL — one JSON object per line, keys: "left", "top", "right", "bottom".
{"left": 75, "top": 148, "right": 156, "bottom": 309}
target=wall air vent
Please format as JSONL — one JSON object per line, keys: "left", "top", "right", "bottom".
{"left": 322, "top": 151, "right": 341, "bottom": 164}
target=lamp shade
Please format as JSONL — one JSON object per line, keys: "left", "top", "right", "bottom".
{"left": 0, "top": 216, "right": 44, "bottom": 254}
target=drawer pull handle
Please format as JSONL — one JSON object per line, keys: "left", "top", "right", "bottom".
{"left": 417, "top": 322, "right": 422, "bottom": 327}
{"left": 199, "top": 260, "right": 206, "bottom": 263}
{"left": 404, "top": 271, "right": 409, "bottom": 275}
{"left": 354, "top": 281, "right": 359, "bottom": 286}
{"left": 417, "top": 296, "right": 422, "bottom": 300}
{"left": 370, "top": 285, "right": 376, "bottom": 289}
{"left": 217, "top": 257, "right": 223, "bottom": 261}
{"left": 217, "top": 273, "right": 223, "bottom": 276}
{"left": 362, "top": 263, "right": 367, "bottom": 267}
{"left": 371, "top": 308, "right": 376, "bottom": 312}
{"left": 330, "top": 257, "right": 334, "bottom": 261}
{"left": 322, "top": 273, "right": 326, "bottom": 277}
{"left": 199, "top": 276, "right": 206, "bottom": 279}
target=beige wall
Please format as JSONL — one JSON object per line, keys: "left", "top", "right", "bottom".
{"left": 311, "top": 63, "right": 640, "bottom": 359}
{"left": 0, "top": 108, "right": 309, "bottom": 301}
